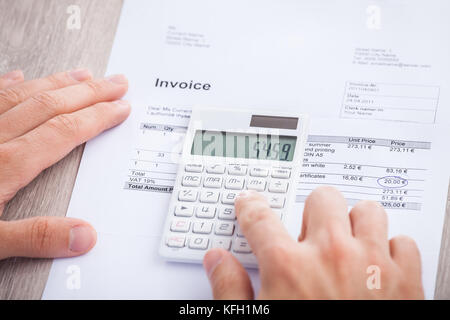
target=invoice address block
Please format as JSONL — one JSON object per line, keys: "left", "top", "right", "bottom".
{"left": 340, "top": 82, "right": 440, "bottom": 123}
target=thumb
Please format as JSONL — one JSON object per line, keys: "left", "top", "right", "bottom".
{"left": 203, "top": 248, "right": 254, "bottom": 300}
{"left": 0, "top": 217, "right": 97, "bottom": 259}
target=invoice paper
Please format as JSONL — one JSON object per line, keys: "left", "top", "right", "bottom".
{"left": 43, "top": 0, "right": 450, "bottom": 299}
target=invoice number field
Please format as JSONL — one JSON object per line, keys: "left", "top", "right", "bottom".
{"left": 340, "top": 82, "right": 440, "bottom": 123}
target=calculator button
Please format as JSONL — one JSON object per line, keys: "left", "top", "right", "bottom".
{"left": 170, "top": 219, "right": 191, "bottom": 233}
{"left": 206, "top": 164, "right": 226, "bottom": 174}
{"left": 174, "top": 204, "right": 194, "bottom": 217}
{"left": 196, "top": 205, "right": 216, "bottom": 219}
{"left": 185, "top": 163, "right": 203, "bottom": 173}
{"left": 182, "top": 175, "right": 201, "bottom": 187}
{"left": 189, "top": 237, "right": 209, "bottom": 250}
{"left": 225, "top": 177, "right": 245, "bottom": 190}
{"left": 203, "top": 176, "right": 223, "bottom": 188}
{"left": 236, "top": 224, "right": 245, "bottom": 237}
{"left": 250, "top": 167, "right": 269, "bottom": 177}
{"left": 178, "top": 189, "right": 198, "bottom": 202}
{"left": 268, "top": 195, "right": 286, "bottom": 208}
{"left": 193, "top": 221, "right": 213, "bottom": 234}
{"left": 228, "top": 165, "right": 247, "bottom": 176}
{"left": 222, "top": 191, "right": 238, "bottom": 205}
{"left": 200, "top": 190, "right": 220, "bottom": 203}
{"left": 215, "top": 222, "right": 235, "bottom": 236}
{"left": 268, "top": 180, "right": 289, "bottom": 193}
{"left": 232, "top": 238, "right": 252, "bottom": 254}
{"left": 247, "top": 178, "right": 266, "bottom": 192}
{"left": 212, "top": 238, "right": 232, "bottom": 251}
{"left": 219, "top": 207, "right": 236, "bottom": 220}
{"left": 272, "top": 168, "right": 291, "bottom": 179}
{"left": 166, "top": 235, "right": 186, "bottom": 248}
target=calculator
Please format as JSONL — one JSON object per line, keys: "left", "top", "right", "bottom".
{"left": 159, "top": 107, "right": 309, "bottom": 267}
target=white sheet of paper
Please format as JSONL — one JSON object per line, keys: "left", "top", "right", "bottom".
{"left": 43, "top": 0, "right": 450, "bottom": 299}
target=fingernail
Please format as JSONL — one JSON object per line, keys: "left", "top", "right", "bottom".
{"left": 204, "top": 250, "right": 224, "bottom": 278}
{"left": 69, "top": 225, "right": 97, "bottom": 253}
{"left": 106, "top": 74, "right": 128, "bottom": 84}
{"left": 2, "top": 70, "right": 23, "bottom": 81}
{"left": 68, "top": 68, "right": 92, "bottom": 82}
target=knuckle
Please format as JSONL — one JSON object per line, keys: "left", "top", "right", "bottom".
{"left": 84, "top": 80, "right": 107, "bottom": 98}
{"left": 47, "top": 114, "right": 81, "bottom": 138}
{"left": 46, "top": 74, "right": 68, "bottom": 88}
{"left": 30, "top": 91, "right": 66, "bottom": 115}
{"left": 322, "top": 231, "right": 355, "bottom": 263}
{"left": 261, "top": 243, "right": 293, "bottom": 266}
{"left": 0, "top": 86, "right": 27, "bottom": 105}
{"left": 29, "top": 218, "right": 52, "bottom": 253}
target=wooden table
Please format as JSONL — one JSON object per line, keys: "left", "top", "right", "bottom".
{"left": 0, "top": 0, "right": 449, "bottom": 300}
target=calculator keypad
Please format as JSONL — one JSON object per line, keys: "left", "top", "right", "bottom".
{"left": 165, "top": 163, "right": 291, "bottom": 262}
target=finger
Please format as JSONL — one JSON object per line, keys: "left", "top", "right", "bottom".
{"left": 235, "top": 190, "right": 293, "bottom": 260}
{"left": 0, "top": 74, "right": 127, "bottom": 144}
{"left": 0, "top": 70, "right": 24, "bottom": 90}
{"left": 0, "top": 217, "right": 97, "bottom": 259}
{"left": 390, "top": 235, "right": 422, "bottom": 280}
{"left": 0, "top": 69, "right": 92, "bottom": 115}
{"left": 204, "top": 248, "right": 254, "bottom": 300}
{"left": 299, "top": 186, "right": 351, "bottom": 242}
{"left": 0, "top": 100, "right": 131, "bottom": 198}
{"left": 349, "top": 200, "right": 389, "bottom": 252}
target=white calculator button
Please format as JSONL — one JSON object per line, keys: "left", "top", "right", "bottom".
{"left": 268, "top": 195, "right": 286, "bottom": 209}
{"left": 170, "top": 219, "right": 191, "bottom": 233}
{"left": 212, "top": 238, "right": 232, "bottom": 251}
{"left": 185, "top": 163, "right": 203, "bottom": 173}
{"left": 196, "top": 205, "right": 216, "bottom": 219}
{"left": 221, "top": 191, "right": 238, "bottom": 205}
{"left": 219, "top": 207, "right": 236, "bottom": 220}
{"left": 178, "top": 189, "right": 198, "bottom": 202}
{"left": 225, "top": 176, "right": 245, "bottom": 190}
{"left": 203, "top": 176, "right": 223, "bottom": 188}
{"left": 182, "top": 175, "right": 201, "bottom": 187}
{"left": 189, "top": 237, "right": 209, "bottom": 250}
{"left": 232, "top": 238, "right": 252, "bottom": 254}
{"left": 166, "top": 235, "right": 186, "bottom": 248}
{"left": 236, "top": 224, "right": 245, "bottom": 237}
{"left": 250, "top": 167, "right": 269, "bottom": 177}
{"left": 174, "top": 204, "right": 194, "bottom": 217}
{"left": 215, "top": 222, "right": 235, "bottom": 236}
{"left": 228, "top": 165, "right": 247, "bottom": 176}
{"left": 247, "top": 178, "right": 266, "bottom": 191}
{"left": 200, "top": 190, "right": 220, "bottom": 203}
{"left": 268, "top": 179, "right": 289, "bottom": 193}
{"left": 206, "top": 164, "right": 226, "bottom": 174}
{"left": 271, "top": 168, "right": 291, "bottom": 179}
{"left": 193, "top": 221, "right": 213, "bottom": 234}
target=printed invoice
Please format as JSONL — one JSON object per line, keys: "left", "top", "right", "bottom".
{"left": 43, "top": 0, "right": 450, "bottom": 299}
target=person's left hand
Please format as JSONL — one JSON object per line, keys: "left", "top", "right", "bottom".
{"left": 0, "top": 69, "right": 130, "bottom": 260}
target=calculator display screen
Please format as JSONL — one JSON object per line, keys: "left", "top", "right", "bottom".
{"left": 191, "top": 131, "right": 297, "bottom": 161}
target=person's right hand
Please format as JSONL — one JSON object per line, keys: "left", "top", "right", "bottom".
{"left": 0, "top": 69, "right": 130, "bottom": 260}
{"left": 203, "top": 187, "right": 424, "bottom": 299}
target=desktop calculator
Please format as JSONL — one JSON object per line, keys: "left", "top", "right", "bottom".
{"left": 159, "top": 107, "right": 309, "bottom": 267}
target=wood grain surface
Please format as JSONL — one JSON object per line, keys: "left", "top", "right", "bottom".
{"left": 0, "top": 0, "right": 449, "bottom": 300}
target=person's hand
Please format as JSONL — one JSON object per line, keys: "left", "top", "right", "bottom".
{"left": 0, "top": 69, "right": 130, "bottom": 260}
{"left": 203, "top": 187, "right": 424, "bottom": 299}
